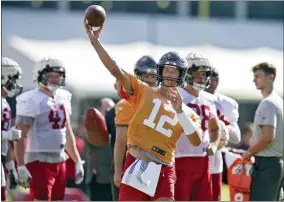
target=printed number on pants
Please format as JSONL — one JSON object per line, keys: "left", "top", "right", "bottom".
{"left": 187, "top": 103, "right": 210, "bottom": 131}
{"left": 48, "top": 105, "right": 67, "bottom": 129}
{"left": 143, "top": 98, "right": 178, "bottom": 137}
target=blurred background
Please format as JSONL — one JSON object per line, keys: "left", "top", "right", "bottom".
{"left": 1, "top": 1, "right": 283, "bottom": 201}
{"left": 2, "top": 1, "right": 283, "bottom": 128}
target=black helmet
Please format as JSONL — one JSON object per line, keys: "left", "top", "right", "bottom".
{"left": 185, "top": 52, "right": 212, "bottom": 90}
{"left": 134, "top": 55, "right": 157, "bottom": 79}
{"left": 157, "top": 51, "right": 188, "bottom": 87}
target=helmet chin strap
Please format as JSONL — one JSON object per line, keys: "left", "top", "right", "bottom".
{"left": 39, "top": 83, "right": 60, "bottom": 92}
{"left": 47, "top": 84, "right": 60, "bottom": 92}
{"left": 192, "top": 82, "right": 206, "bottom": 91}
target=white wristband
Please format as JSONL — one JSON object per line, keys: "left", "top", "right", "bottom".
{"left": 5, "top": 160, "right": 16, "bottom": 171}
{"left": 177, "top": 111, "right": 197, "bottom": 136}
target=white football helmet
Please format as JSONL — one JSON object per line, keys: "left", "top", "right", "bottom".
{"left": 1, "top": 57, "right": 23, "bottom": 97}
{"left": 33, "top": 57, "right": 66, "bottom": 92}
{"left": 185, "top": 52, "right": 212, "bottom": 91}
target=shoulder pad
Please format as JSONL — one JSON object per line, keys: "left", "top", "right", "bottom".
{"left": 215, "top": 93, "right": 238, "bottom": 110}
{"left": 201, "top": 91, "right": 217, "bottom": 103}
{"left": 55, "top": 89, "right": 72, "bottom": 103}
{"left": 16, "top": 89, "right": 38, "bottom": 103}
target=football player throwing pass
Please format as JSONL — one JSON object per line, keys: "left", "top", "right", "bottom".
{"left": 84, "top": 23, "right": 202, "bottom": 201}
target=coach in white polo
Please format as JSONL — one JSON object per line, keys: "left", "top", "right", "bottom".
{"left": 242, "top": 62, "right": 283, "bottom": 200}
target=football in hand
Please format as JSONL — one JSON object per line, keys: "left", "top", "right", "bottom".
{"left": 83, "top": 107, "right": 109, "bottom": 147}
{"left": 84, "top": 5, "right": 106, "bottom": 29}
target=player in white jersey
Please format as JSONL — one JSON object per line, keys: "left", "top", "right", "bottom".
{"left": 175, "top": 53, "right": 222, "bottom": 201}
{"left": 206, "top": 67, "right": 241, "bottom": 200}
{"left": 1, "top": 57, "right": 23, "bottom": 201}
{"left": 14, "top": 57, "right": 84, "bottom": 201}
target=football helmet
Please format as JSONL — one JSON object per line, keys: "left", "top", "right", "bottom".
{"left": 211, "top": 66, "right": 219, "bottom": 82}
{"left": 1, "top": 57, "right": 23, "bottom": 97}
{"left": 134, "top": 55, "right": 157, "bottom": 86}
{"left": 33, "top": 57, "right": 66, "bottom": 92}
{"left": 186, "top": 52, "right": 212, "bottom": 91}
{"left": 157, "top": 51, "right": 188, "bottom": 87}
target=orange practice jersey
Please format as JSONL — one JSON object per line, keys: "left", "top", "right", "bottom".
{"left": 115, "top": 99, "right": 135, "bottom": 126}
{"left": 122, "top": 74, "right": 200, "bottom": 164}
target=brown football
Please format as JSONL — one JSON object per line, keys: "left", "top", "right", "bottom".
{"left": 84, "top": 5, "right": 106, "bottom": 28}
{"left": 83, "top": 107, "right": 109, "bottom": 147}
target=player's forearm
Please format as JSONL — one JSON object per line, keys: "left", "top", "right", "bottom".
{"left": 186, "top": 132, "right": 202, "bottom": 146}
{"left": 114, "top": 141, "right": 127, "bottom": 173}
{"left": 6, "top": 144, "right": 14, "bottom": 162}
{"left": 227, "top": 122, "right": 241, "bottom": 144}
{"left": 249, "top": 126, "right": 274, "bottom": 154}
{"left": 6, "top": 145, "right": 16, "bottom": 171}
{"left": 248, "top": 135, "right": 272, "bottom": 155}
{"left": 66, "top": 132, "right": 82, "bottom": 163}
{"left": 177, "top": 112, "right": 202, "bottom": 146}
{"left": 114, "top": 127, "right": 128, "bottom": 173}
{"left": 14, "top": 138, "right": 25, "bottom": 166}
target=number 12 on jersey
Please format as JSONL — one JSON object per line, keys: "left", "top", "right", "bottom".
{"left": 143, "top": 99, "right": 178, "bottom": 138}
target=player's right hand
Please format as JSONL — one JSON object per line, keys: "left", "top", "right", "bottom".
{"left": 17, "top": 165, "right": 32, "bottom": 189}
{"left": 8, "top": 127, "right": 22, "bottom": 141}
{"left": 170, "top": 87, "right": 183, "bottom": 113}
{"left": 84, "top": 21, "right": 103, "bottom": 41}
{"left": 113, "top": 171, "right": 122, "bottom": 187}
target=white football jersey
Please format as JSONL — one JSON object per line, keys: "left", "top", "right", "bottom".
{"left": 16, "top": 88, "right": 72, "bottom": 153}
{"left": 175, "top": 88, "right": 217, "bottom": 157}
{"left": 1, "top": 97, "right": 12, "bottom": 156}
{"left": 214, "top": 93, "right": 239, "bottom": 124}
{"left": 210, "top": 93, "right": 239, "bottom": 174}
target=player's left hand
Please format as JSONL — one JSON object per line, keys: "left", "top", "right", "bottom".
{"left": 170, "top": 87, "right": 182, "bottom": 113}
{"left": 7, "top": 168, "right": 18, "bottom": 190}
{"left": 75, "top": 160, "right": 85, "bottom": 184}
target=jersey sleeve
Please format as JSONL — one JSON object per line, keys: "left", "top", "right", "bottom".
{"left": 114, "top": 100, "right": 135, "bottom": 126}
{"left": 16, "top": 92, "right": 37, "bottom": 118}
{"left": 224, "top": 100, "right": 239, "bottom": 123}
{"left": 120, "top": 74, "right": 145, "bottom": 107}
{"left": 258, "top": 101, "right": 277, "bottom": 128}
